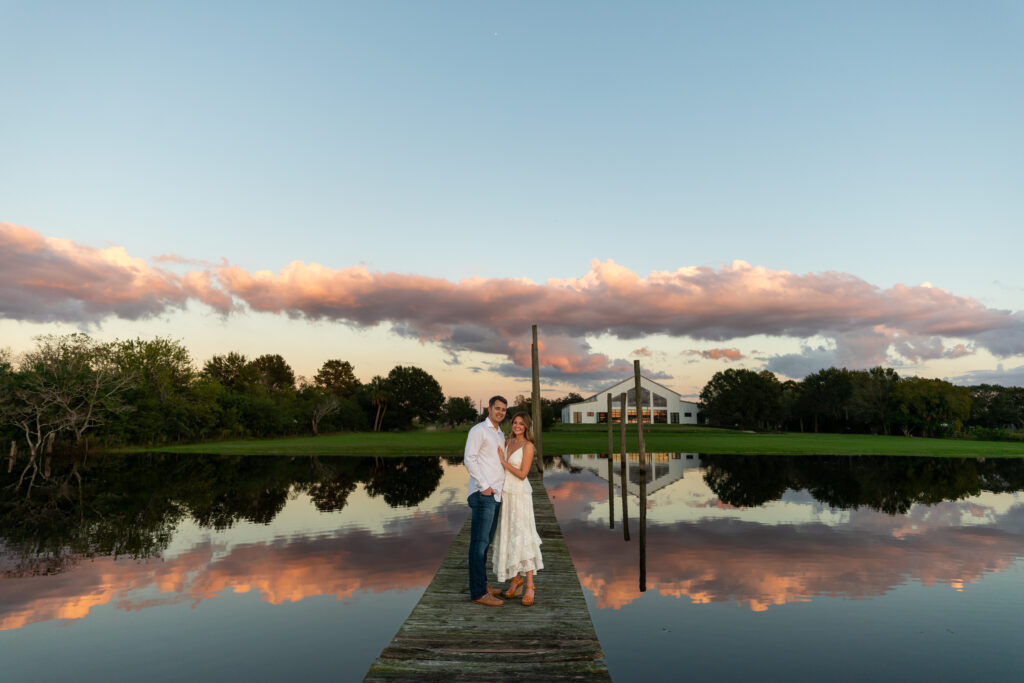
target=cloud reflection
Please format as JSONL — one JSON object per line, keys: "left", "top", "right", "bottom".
{"left": 548, "top": 479, "right": 1024, "bottom": 612}
{"left": 0, "top": 497, "right": 464, "bottom": 631}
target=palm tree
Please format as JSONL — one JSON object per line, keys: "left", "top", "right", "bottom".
{"left": 369, "top": 376, "right": 390, "bottom": 432}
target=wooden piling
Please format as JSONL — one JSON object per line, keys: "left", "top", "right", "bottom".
{"left": 365, "top": 470, "right": 610, "bottom": 681}
{"left": 634, "top": 360, "right": 647, "bottom": 591}
{"left": 638, "top": 451, "right": 647, "bottom": 593}
{"left": 619, "top": 392, "right": 629, "bottom": 543}
{"left": 531, "top": 325, "right": 543, "bottom": 473}
{"left": 633, "top": 360, "right": 646, "bottom": 474}
{"left": 606, "top": 393, "right": 614, "bottom": 529}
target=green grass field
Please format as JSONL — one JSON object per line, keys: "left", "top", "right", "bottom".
{"left": 127, "top": 424, "right": 1024, "bottom": 457}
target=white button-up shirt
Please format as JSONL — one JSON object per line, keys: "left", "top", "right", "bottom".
{"left": 464, "top": 418, "right": 506, "bottom": 502}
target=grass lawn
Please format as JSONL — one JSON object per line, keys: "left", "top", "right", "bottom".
{"left": 124, "top": 424, "right": 1024, "bottom": 457}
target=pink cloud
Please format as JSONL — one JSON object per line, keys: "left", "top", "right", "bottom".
{"left": 685, "top": 347, "right": 744, "bottom": 361}
{"left": 152, "top": 253, "right": 198, "bottom": 265}
{"left": 0, "top": 222, "right": 233, "bottom": 321}
{"left": 3, "top": 224, "right": 1022, "bottom": 379}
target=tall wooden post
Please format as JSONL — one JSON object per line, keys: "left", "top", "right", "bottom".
{"left": 619, "top": 392, "right": 629, "bottom": 542}
{"left": 607, "top": 393, "right": 614, "bottom": 529}
{"left": 639, "top": 462, "right": 647, "bottom": 592}
{"left": 531, "top": 325, "right": 543, "bottom": 473}
{"left": 634, "top": 360, "right": 647, "bottom": 474}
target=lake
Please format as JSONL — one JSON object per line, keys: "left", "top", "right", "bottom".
{"left": 2, "top": 453, "right": 1022, "bottom": 681}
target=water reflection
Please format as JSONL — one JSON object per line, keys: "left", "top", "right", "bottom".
{"left": 551, "top": 453, "right": 1024, "bottom": 681}
{"left": 0, "top": 454, "right": 468, "bottom": 680}
{"left": 552, "top": 454, "right": 1024, "bottom": 610}
{"left": 1, "top": 454, "right": 446, "bottom": 576}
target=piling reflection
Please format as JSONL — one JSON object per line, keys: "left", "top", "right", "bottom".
{"left": 550, "top": 454, "right": 1024, "bottom": 611}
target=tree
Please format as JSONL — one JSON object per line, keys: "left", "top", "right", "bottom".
{"left": 510, "top": 395, "right": 554, "bottom": 430}
{"left": 109, "top": 337, "right": 195, "bottom": 400}
{"left": 249, "top": 354, "right": 296, "bottom": 394}
{"left": 1, "top": 366, "right": 64, "bottom": 469}
{"left": 699, "top": 368, "right": 782, "bottom": 430}
{"left": 107, "top": 337, "right": 198, "bottom": 444}
{"left": 379, "top": 366, "right": 445, "bottom": 430}
{"left": 19, "top": 334, "right": 134, "bottom": 445}
{"left": 798, "top": 367, "right": 854, "bottom": 433}
{"left": 0, "top": 348, "right": 14, "bottom": 446}
{"left": 301, "top": 386, "right": 340, "bottom": 435}
{"left": 849, "top": 367, "right": 900, "bottom": 435}
{"left": 550, "top": 392, "right": 584, "bottom": 421}
{"left": 891, "top": 377, "right": 971, "bottom": 437}
{"left": 968, "top": 384, "right": 1024, "bottom": 431}
{"left": 368, "top": 376, "right": 391, "bottom": 432}
{"left": 779, "top": 379, "right": 803, "bottom": 431}
{"left": 314, "top": 359, "right": 361, "bottom": 397}
{"left": 202, "top": 352, "right": 257, "bottom": 392}
{"left": 441, "top": 396, "right": 478, "bottom": 426}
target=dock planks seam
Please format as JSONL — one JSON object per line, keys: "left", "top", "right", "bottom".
{"left": 365, "top": 470, "right": 611, "bottom": 681}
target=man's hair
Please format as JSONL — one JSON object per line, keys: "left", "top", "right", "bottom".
{"left": 488, "top": 395, "right": 508, "bottom": 408}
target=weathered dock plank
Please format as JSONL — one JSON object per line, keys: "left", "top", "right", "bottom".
{"left": 365, "top": 471, "right": 610, "bottom": 681}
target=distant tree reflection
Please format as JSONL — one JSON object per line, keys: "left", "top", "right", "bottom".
{"left": 365, "top": 457, "right": 443, "bottom": 508}
{"left": 703, "top": 455, "right": 1024, "bottom": 513}
{"left": 0, "top": 453, "right": 446, "bottom": 576}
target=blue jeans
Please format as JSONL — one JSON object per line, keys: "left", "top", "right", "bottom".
{"left": 468, "top": 491, "right": 501, "bottom": 600}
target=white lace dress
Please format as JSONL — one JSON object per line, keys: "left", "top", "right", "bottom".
{"left": 492, "top": 443, "right": 544, "bottom": 582}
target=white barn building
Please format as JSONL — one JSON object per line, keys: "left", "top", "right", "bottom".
{"left": 560, "top": 376, "right": 700, "bottom": 425}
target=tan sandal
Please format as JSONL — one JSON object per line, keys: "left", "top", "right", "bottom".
{"left": 503, "top": 575, "right": 524, "bottom": 599}
{"left": 522, "top": 584, "right": 535, "bottom": 606}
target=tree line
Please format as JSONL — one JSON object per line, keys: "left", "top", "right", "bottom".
{"left": 0, "top": 334, "right": 492, "bottom": 460}
{"left": 699, "top": 366, "right": 1024, "bottom": 439}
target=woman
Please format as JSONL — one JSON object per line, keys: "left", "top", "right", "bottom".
{"left": 492, "top": 411, "right": 543, "bottom": 605}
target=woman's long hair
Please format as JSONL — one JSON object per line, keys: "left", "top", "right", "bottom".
{"left": 509, "top": 411, "right": 535, "bottom": 443}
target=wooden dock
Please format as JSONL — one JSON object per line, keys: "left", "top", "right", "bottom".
{"left": 365, "top": 470, "right": 611, "bottom": 681}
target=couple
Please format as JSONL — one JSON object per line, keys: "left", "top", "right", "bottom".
{"left": 464, "top": 395, "right": 544, "bottom": 607}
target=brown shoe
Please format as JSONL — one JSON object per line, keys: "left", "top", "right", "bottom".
{"left": 522, "top": 584, "right": 535, "bottom": 607}
{"left": 473, "top": 593, "right": 504, "bottom": 607}
{"left": 486, "top": 585, "right": 503, "bottom": 597}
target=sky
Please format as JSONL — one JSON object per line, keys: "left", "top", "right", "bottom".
{"left": 2, "top": 1, "right": 1023, "bottom": 403}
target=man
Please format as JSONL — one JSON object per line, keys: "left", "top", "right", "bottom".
{"left": 464, "top": 395, "right": 508, "bottom": 606}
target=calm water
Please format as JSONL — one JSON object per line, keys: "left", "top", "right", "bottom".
{"left": 2, "top": 454, "right": 1023, "bottom": 681}
{"left": 550, "top": 453, "right": 1024, "bottom": 681}
{"left": 0, "top": 455, "right": 469, "bottom": 681}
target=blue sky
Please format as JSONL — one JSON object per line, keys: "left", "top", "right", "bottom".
{"left": 2, "top": 1, "right": 1023, "bottom": 401}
